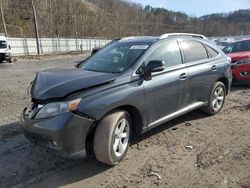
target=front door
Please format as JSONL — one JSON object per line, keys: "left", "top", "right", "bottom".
{"left": 142, "top": 39, "right": 189, "bottom": 129}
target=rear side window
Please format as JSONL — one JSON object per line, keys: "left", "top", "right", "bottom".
{"left": 145, "top": 40, "right": 182, "bottom": 68}
{"left": 206, "top": 45, "right": 219, "bottom": 58}
{"left": 181, "top": 41, "right": 208, "bottom": 63}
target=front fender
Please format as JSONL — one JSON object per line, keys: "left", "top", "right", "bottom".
{"left": 77, "top": 79, "right": 146, "bottom": 124}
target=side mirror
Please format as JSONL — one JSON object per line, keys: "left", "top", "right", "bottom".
{"left": 144, "top": 60, "right": 165, "bottom": 81}
{"left": 8, "top": 45, "right": 11, "bottom": 49}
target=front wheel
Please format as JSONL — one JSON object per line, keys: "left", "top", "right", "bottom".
{"left": 93, "top": 110, "right": 131, "bottom": 165}
{"left": 202, "top": 81, "right": 226, "bottom": 115}
{"left": 8, "top": 57, "right": 12, "bottom": 63}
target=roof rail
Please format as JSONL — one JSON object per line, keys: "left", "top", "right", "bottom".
{"left": 120, "top": 36, "right": 154, "bottom": 41}
{"left": 120, "top": 36, "right": 137, "bottom": 41}
{"left": 159, "top": 33, "right": 207, "bottom": 39}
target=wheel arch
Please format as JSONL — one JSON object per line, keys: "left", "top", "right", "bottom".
{"left": 115, "top": 105, "right": 145, "bottom": 135}
{"left": 85, "top": 104, "right": 145, "bottom": 156}
{"left": 217, "top": 77, "right": 229, "bottom": 95}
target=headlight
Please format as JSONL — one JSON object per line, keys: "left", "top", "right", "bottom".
{"left": 35, "top": 98, "right": 81, "bottom": 119}
{"left": 236, "top": 58, "right": 250, "bottom": 65}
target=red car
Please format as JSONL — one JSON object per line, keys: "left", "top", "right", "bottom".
{"left": 223, "top": 39, "right": 250, "bottom": 85}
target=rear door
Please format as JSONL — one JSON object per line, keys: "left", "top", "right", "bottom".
{"left": 179, "top": 39, "right": 220, "bottom": 104}
{"left": 142, "top": 39, "right": 189, "bottom": 128}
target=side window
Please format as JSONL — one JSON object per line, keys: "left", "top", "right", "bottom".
{"left": 238, "top": 40, "right": 250, "bottom": 52}
{"left": 205, "top": 45, "right": 219, "bottom": 58}
{"left": 181, "top": 41, "right": 208, "bottom": 63}
{"left": 145, "top": 41, "right": 182, "bottom": 68}
{"left": 222, "top": 44, "right": 233, "bottom": 53}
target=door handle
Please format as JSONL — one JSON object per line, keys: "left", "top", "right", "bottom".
{"left": 211, "top": 65, "right": 217, "bottom": 71}
{"left": 179, "top": 73, "right": 188, "bottom": 80}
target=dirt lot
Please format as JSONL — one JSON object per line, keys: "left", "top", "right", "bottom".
{"left": 0, "top": 55, "right": 249, "bottom": 188}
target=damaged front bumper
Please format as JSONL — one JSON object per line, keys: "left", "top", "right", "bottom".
{"left": 20, "top": 107, "right": 95, "bottom": 158}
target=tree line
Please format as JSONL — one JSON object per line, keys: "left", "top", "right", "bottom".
{"left": 0, "top": 0, "right": 249, "bottom": 38}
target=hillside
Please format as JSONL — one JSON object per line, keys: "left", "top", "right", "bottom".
{"left": 0, "top": 0, "right": 249, "bottom": 38}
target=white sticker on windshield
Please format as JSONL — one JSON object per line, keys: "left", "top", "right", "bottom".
{"left": 130, "top": 45, "right": 149, "bottom": 50}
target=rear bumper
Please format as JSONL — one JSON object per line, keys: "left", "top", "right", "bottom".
{"left": 20, "top": 108, "right": 95, "bottom": 158}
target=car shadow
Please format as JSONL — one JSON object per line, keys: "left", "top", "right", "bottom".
{"left": 0, "top": 122, "right": 110, "bottom": 187}
{"left": 0, "top": 110, "right": 208, "bottom": 187}
{"left": 131, "top": 109, "right": 208, "bottom": 144}
{"left": 230, "top": 85, "right": 250, "bottom": 91}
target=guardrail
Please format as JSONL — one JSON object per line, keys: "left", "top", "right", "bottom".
{"left": 7, "top": 37, "right": 110, "bottom": 56}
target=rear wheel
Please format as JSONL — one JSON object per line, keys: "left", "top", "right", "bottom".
{"left": 202, "top": 81, "right": 226, "bottom": 115}
{"left": 93, "top": 110, "right": 131, "bottom": 165}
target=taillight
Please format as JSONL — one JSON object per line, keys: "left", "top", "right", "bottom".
{"left": 226, "top": 56, "right": 231, "bottom": 63}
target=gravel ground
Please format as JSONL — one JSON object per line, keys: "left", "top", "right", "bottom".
{"left": 0, "top": 55, "right": 249, "bottom": 188}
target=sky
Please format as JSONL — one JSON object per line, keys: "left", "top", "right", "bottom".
{"left": 130, "top": 0, "right": 250, "bottom": 17}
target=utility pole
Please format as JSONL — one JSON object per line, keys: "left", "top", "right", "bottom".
{"left": 0, "top": 0, "right": 7, "bottom": 37}
{"left": 73, "top": 15, "right": 78, "bottom": 51}
{"left": 74, "top": 16, "right": 78, "bottom": 40}
{"left": 32, "top": 0, "right": 40, "bottom": 55}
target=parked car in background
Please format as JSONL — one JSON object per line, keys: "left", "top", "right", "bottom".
{"left": 215, "top": 41, "right": 230, "bottom": 49}
{"left": 0, "top": 35, "right": 12, "bottom": 63}
{"left": 21, "top": 33, "right": 232, "bottom": 165}
{"left": 223, "top": 39, "right": 250, "bottom": 85}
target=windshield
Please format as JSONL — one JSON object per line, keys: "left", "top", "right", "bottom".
{"left": 0, "top": 40, "right": 7, "bottom": 49}
{"left": 79, "top": 41, "right": 151, "bottom": 73}
{"left": 222, "top": 40, "right": 250, "bottom": 54}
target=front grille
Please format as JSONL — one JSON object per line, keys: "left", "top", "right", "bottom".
{"left": 0, "top": 53, "right": 5, "bottom": 58}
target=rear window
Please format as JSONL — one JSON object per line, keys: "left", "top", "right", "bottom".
{"left": 181, "top": 41, "right": 208, "bottom": 63}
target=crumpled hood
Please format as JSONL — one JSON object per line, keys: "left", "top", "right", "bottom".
{"left": 31, "top": 68, "right": 116, "bottom": 100}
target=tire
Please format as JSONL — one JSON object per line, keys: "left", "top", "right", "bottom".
{"left": 7, "top": 57, "right": 12, "bottom": 63}
{"left": 202, "top": 81, "right": 226, "bottom": 115}
{"left": 93, "top": 110, "right": 131, "bottom": 165}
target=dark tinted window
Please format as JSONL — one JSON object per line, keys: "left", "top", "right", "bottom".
{"left": 181, "top": 41, "right": 208, "bottom": 63}
{"left": 223, "top": 40, "right": 250, "bottom": 53}
{"left": 145, "top": 40, "right": 182, "bottom": 68}
{"left": 206, "top": 45, "right": 219, "bottom": 58}
{"left": 0, "top": 41, "right": 7, "bottom": 49}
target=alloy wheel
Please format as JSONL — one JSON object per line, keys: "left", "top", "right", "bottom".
{"left": 212, "top": 86, "right": 225, "bottom": 111}
{"left": 113, "top": 118, "right": 130, "bottom": 157}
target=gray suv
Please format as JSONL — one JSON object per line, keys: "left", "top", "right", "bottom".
{"left": 21, "top": 33, "right": 232, "bottom": 165}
